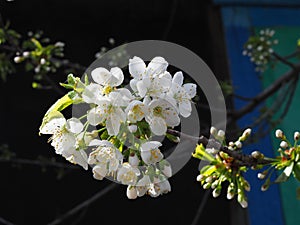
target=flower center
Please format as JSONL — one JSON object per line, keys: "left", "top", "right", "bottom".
{"left": 102, "top": 85, "right": 112, "bottom": 95}
{"left": 153, "top": 106, "right": 163, "bottom": 116}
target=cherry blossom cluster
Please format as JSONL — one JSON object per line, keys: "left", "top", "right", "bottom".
{"left": 243, "top": 28, "right": 278, "bottom": 72}
{"left": 39, "top": 56, "right": 197, "bottom": 199}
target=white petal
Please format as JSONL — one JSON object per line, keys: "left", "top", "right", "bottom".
{"left": 183, "top": 83, "right": 197, "bottom": 98}
{"left": 141, "top": 141, "right": 162, "bottom": 152}
{"left": 82, "top": 83, "right": 103, "bottom": 104}
{"left": 110, "top": 67, "right": 124, "bottom": 87}
{"left": 149, "top": 117, "right": 167, "bottom": 136}
{"left": 87, "top": 107, "right": 105, "bottom": 126}
{"left": 164, "top": 107, "right": 180, "bottom": 126}
{"left": 172, "top": 71, "right": 184, "bottom": 86}
{"left": 136, "top": 78, "right": 151, "bottom": 97}
{"left": 66, "top": 118, "right": 84, "bottom": 134}
{"left": 179, "top": 101, "right": 192, "bottom": 118}
{"left": 91, "top": 67, "right": 111, "bottom": 85}
{"left": 147, "top": 57, "right": 168, "bottom": 76}
{"left": 93, "top": 164, "right": 107, "bottom": 179}
{"left": 40, "top": 112, "right": 66, "bottom": 134}
{"left": 88, "top": 139, "right": 105, "bottom": 146}
{"left": 129, "top": 56, "right": 146, "bottom": 79}
{"left": 130, "top": 79, "right": 138, "bottom": 92}
{"left": 106, "top": 113, "right": 122, "bottom": 136}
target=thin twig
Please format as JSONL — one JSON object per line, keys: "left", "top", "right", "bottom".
{"left": 47, "top": 183, "right": 118, "bottom": 225}
{"left": 272, "top": 52, "right": 296, "bottom": 69}
{"left": 228, "top": 62, "right": 300, "bottom": 122}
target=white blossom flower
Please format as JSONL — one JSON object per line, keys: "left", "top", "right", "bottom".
{"left": 166, "top": 71, "right": 197, "bottom": 117}
{"left": 39, "top": 113, "right": 88, "bottom": 169}
{"left": 117, "top": 163, "right": 140, "bottom": 185}
{"left": 129, "top": 57, "right": 171, "bottom": 98}
{"left": 140, "top": 141, "right": 163, "bottom": 165}
{"left": 129, "top": 56, "right": 168, "bottom": 80}
{"left": 128, "top": 152, "right": 140, "bottom": 167}
{"left": 125, "top": 100, "right": 147, "bottom": 123}
{"left": 91, "top": 67, "right": 124, "bottom": 89}
{"left": 145, "top": 99, "right": 180, "bottom": 135}
{"left": 87, "top": 93, "right": 128, "bottom": 136}
{"left": 88, "top": 140, "right": 123, "bottom": 180}
{"left": 148, "top": 178, "right": 171, "bottom": 197}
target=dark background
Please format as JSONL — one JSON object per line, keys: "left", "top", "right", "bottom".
{"left": 0, "top": 0, "right": 237, "bottom": 224}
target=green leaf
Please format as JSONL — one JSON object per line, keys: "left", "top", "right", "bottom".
{"left": 60, "top": 83, "right": 74, "bottom": 89}
{"left": 67, "top": 74, "right": 76, "bottom": 85}
{"left": 39, "top": 94, "right": 73, "bottom": 134}
{"left": 31, "top": 38, "right": 43, "bottom": 50}
{"left": 200, "top": 165, "right": 216, "bottom": 177}
{"left": 193, "top": 144, "right": 215, "bottom": 162}
{"left": 275, "top": 162, "right": 294, "bottom": 183}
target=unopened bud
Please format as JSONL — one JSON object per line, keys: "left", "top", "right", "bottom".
{"left": 129, "top": 153, "right": 139, "bottom": 167}
{"left": 212, "top": 188, "right": 221, "bottom": 198}
{"left": 22, "top": 51, "right": 30, "bottom": 57}
{"left": 294, "top": 131, "right": 300, "bottom": 141}
{"left": 261, "top": 184, "right": 269, "bottom": 192}
{"left": 217, "top": 130, "right": 225, "bottom": 139}
{"left": 196, "top": 174, "right": 204, "bottom": 182}
{"left": 128, "top": 125, "right": 137, "bottom": 133}
{"left": 203, "top": 183, "right": 211, "bottom": 189}
{"left": 240, "top": 200, "right": 248, "bottom": 208}
{"left": 235, "top": 141, "right": 242, "bottom": 149}
{"left": 257, "top": 172, "right": 266, "bottom": 179}
{"left": 280, "top": 141, "right": 288, "bottom": 149}
{"left": 205, "top": 176, "right": 213, "bottom": 183}
{"left": 227, "top": 192, "right": 235, "bottom": 200}
{"left": 210, "top": 127, "right": 217, "bottom": 136}
{"left": 126, "top": 186, "right": 137, "bottom": 199}
{"left": 251, "top": 151, "right": 264, "bottom": 159}
{"left": 275, "top": 129, "right": 283, "bottom": 139}
{"left": 40, "top": 58, "right": 46, "bottom": 65}
{"left": 14, "top": 56, "right": 23, "bottom": 63}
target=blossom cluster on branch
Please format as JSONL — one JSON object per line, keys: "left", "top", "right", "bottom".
{"left": 39, "top": 56, "right": 197, "bottom": 199}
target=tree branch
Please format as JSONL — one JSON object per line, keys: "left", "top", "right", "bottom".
{"left": 228, "top": 62, "right": 300, "bottom": 121}
{"left": 47, "top": 183, "right": 118, "bottom": 225}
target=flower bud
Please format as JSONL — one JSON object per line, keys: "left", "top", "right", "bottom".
{"left": 227, "top": 191, "right": 234, "bottom": 200}
{"left": 240, "top": 200, "right": 248, "bottom": 208}
{"left": 22, "top": 51, "right": 30, "bottom": 57}
{"left": 239, "top": 128, "right": 251, "bottom": 141}
{"left": 203, "top": 183, "right": 211, "bottom": 189}
{"left": 212, "top": 188, "right": 221, "bottom": 198}
{"left": 275, "top": 129, "right": 283, "bottom": 139}
{"left": 14, "top": 56, "right": 23, "bottom": 63}
{"left": 251, "top": 151, "right": 264, "bottom": 159}
{"left": 196, "top": 174, "right": 204, "bottom": 182}
{"left": 126, "top": 186, "right": 137, "bottom": 199}
{"left": 40, "top": 58, "right": 46, "bottom": 65}
{"left": 210, "top": 127, "right": 217, "bottom": 136}
{"left": 280, "top": 141, "right": 288, "bottom": 149}
{"left": 217, "top": 130, "right": 225, "bottom": 139}
{"left": 294, "top": 131, "right": 300, "bottom": 141}
{"left": 129, "top": 153, "right": 139, "bottom": 167}
{"left": 257, "top": 172, "right": 266, "bottom": 179}
{"left": 235, "top": 141, "right": 242, "bottom": 149}
{"left": 205, "top": 176, "right": 213, "bottom": 183}
{"left": 128, "top": 125, "right": 137, "bottom": 133}
{"left": 261, "top": 184, "right": 269, "bottom": 192}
